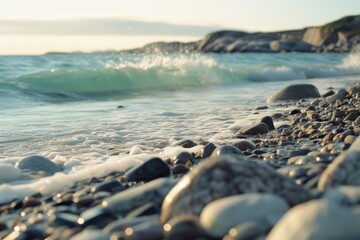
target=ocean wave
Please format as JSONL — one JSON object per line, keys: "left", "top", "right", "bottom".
{"left": 3, "top": 52, "right": 360, "bottom": 101}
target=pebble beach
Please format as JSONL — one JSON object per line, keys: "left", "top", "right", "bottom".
{"left": 1, "top": 80, "right": 360, "bottom": 240}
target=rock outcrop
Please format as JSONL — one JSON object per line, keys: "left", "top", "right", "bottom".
{"left": 123, "top": 15, "right": 359, "bottom": 53}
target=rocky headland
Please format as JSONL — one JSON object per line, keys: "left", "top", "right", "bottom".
{"left": 124, "top": 15, "right": 360, "bottom": 53}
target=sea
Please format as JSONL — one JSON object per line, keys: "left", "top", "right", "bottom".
{"left": 0, "top": 52, "right": 360, "bottom": 203}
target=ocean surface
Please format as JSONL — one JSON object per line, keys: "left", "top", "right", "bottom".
{"left": 0, "top": 52, "right": 360, "bottom": 202}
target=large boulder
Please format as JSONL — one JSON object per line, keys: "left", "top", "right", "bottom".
{"left": 160, "top": 155, "right": 312, "bottom": 223}
{"left": 267, "top": 84, "right": 321, "bottom": 103}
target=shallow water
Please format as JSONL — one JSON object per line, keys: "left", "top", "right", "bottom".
{"left": 0, "top": 52, "right": 360, "bottom": 202}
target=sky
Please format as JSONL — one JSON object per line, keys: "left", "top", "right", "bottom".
{"left": 0, "top": 0, "right": 359, "bottom": 55}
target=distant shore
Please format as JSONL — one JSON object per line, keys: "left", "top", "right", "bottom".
{"left": 121, "top": 15, "right": 359, "bottom": 54}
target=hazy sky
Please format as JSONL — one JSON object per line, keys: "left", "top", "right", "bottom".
{"left": 0, "top": 0, "right": 358, "bottom": 54}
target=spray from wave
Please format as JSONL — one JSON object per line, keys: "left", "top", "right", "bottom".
{"left": 2, "top": 53, "right": 360, "bottom": 101}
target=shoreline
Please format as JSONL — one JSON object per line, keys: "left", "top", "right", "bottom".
{"left": 1, "top": 82, "right": 360, "bottom": 239}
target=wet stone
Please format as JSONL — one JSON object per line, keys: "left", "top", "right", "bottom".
{"left": 72, "top": 195, "right": 94, "bottom": 207}
{"left": 22, "top": 196, "right": 42, "bottom": 208}
{"left": 260, "top": 116, "right": 275, "bottom": 130}
{"left": 103, "top": 215, "right": 158, "bottom": 234}
{"left": 267, "top": 84, "right": 321, "bottom": 102}
{"left": 172, "top": 164, "right": 189, "bottom": 175}
{"left": 17, "top": 227, "right": 46, "bottom": 240}
{"left": 77, "top": 207, "right": 116, "bottom": 228}
{"left": 50, "top": 213, "right": 79, "bottom": 228}
{"left": 323, "top": 90, "right": 335, "bottom": 98}
{"left": 171, "top": 139, "right": 197, "bottom": 148}
{"left": 211, "top": 145, "right": 243, "bottom": 157}
{"left": 288, "top": 148, "right": 311, "bottom": 157}
{"left": 196, "top": 142, "right": 216, "bottom": 158}
{"left": 238, "top": 123, "right": 269, "bottom": 135}
{"left": 91, "top": 180, "right": 124, "bottom": 193}
{"left": 172, "top": 152, "right": 193, "bottom": 165}
{"left": 233, "top": 139, "right": 256, "bottom": 151}
{"left": 126, "top": 202, "right": 159, "bottom": 218}
{"left": 290, "top": 109, "right": 301, "bottom": 115}
{"left": 344, "top": 112, "right": 358, "bottom": 121}
{"left": 103, "top": 178, "right": 177, "bottom": 216}
{"left": 125, "top": 157, "right": 170, "bottom": 182}
{"left": 15, "top": 155, "right": 62, "bottom": 176}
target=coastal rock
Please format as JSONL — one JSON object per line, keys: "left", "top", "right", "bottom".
{"left": 103, "top": 178, "right": 177, "bottom": 215}
{"left": 124, "top": 157, "right": 170, "bottom": 182}
{"left": 233, "top": 139, "right": 257, "bottom": 151}
{"left": 195, "top": 142, "right": 216, "bottom": 158}
{"left": 238, "top": 123, "right": 269, "bottom": 135}
{"left": 260, "top": 116, "right": 275, "bottom": 130}
{"left": 199, "top": 194, "right": 289, "bottom": 237}
{"left": 267, "top": 84, "right": 321, "bottom": 103}
{"left": 318, "top": 150, "right": 360, "bottom": 190}
{"left": 160, "top": 155, "right": 312, "bottom": 223}
{"left": 270, "top": 39, "right": 314, "bottom": 52}
{"left": 172, "top": 152, "right": 193, "bottom": 165}
{"left": 267, "top": 199, "right": 360, "bottom": 240}
{"left": 15, "top": 155, "right": 62, "bottom": 175}
{"left": 171, "top": 139, "right": 197, "bottom": 148}
{"left": 211, "top": 145, "right": 243, "bottom": 157}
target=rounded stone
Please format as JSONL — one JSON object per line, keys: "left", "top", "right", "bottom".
{"left": 318, "top": 150, "right": 360, "bottom": 190}
{"left": 124, "top": 157, "right": 170, "bottom": 182}
{"left": 267, "top": 84, "right": 321, "bottom": 103}
{"left": 199, "top": 194, "right": 289, "bottom": 237}
{"left": 172, "top": 164, "right": 189, "bottom": 175}
{"left": 238, "top": 123, "right": 269, "bottom": 135}
{"left": 260, "top": 116, "right": 275, "bottom": 130}
{"left": 211, "top": 145, "right": 243, "bottom": 157}
{"left": 196, "top": 143, "right": 216, "bottom": 158}
{"left": 103, "top": 178, "right": 177, "bottom": 216}
{"left": 15, "top": 155, "right": 62, "bottom": 176}
{"left": 160, "top": 155, "right": 312, "bottom": 223}
{"left": 172, "top": 152, "right": 193, "bottom": 165}
{"left": 233, "top": 140, "right": 256, "bottom": 151}
{"left": 267, "top": 199, "right": 360, "bottom": 240}
{"left": 171, "top": 139, "right": 197, "bottom": 148}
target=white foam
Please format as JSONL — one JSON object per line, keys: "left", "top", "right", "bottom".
{"left": 0, "top": 155, "right": 144, "bottom": 204}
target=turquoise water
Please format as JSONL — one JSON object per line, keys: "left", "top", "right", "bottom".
{"left": 1, "top": 52, "right": 360, "bottom": 163}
